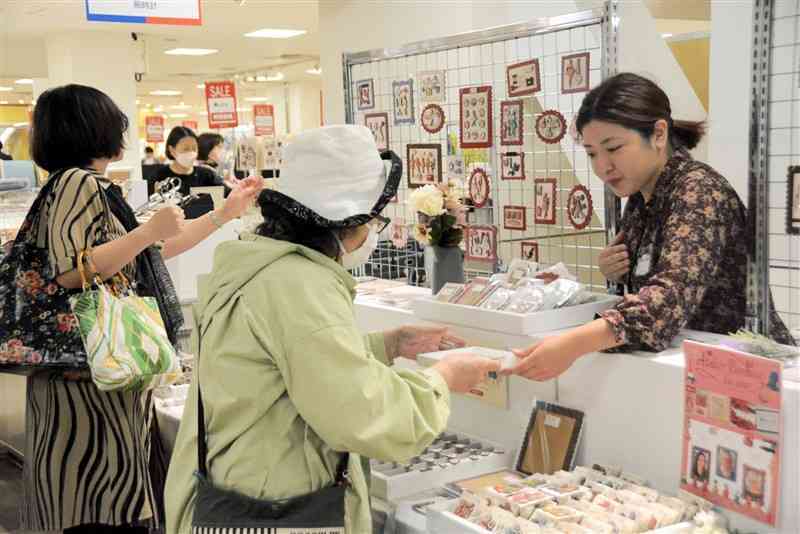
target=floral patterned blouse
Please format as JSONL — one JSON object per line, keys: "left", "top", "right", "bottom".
{"left": 600, "top": 148, "right": 794, "bottom": 352}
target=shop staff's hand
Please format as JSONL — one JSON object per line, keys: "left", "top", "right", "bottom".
{"left": 503, "top": 337, "right": 580, "bottom": 382}
{"left": 221, "top": 175, "right": 264, "bottom": 220}
{"left": 389, "top": 325, "right": 466, "bottom": 361}
{"left": 598, "top": 232, "right": 629, "bottom": 282}
{"left": 432, "top": 353, "right": 501, "bottom": 394}
{"left": 144, "top": 205, "right": 185, "bottom": 242}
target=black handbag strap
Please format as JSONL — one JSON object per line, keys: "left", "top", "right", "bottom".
{"left": 195, "top": 326, "right": 349, "bottom": 485}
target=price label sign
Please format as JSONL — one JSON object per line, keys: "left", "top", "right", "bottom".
{"left": 205, "top": 81, "right": 238, "bottom": 129}
{"left": 181, "top": 120, "right": 198, "bottom": 131}
{"left": 254, "top": 104, "right": 275, "bottom": 137}
{"left": 145, "top": 115, "right": 164, "bottom": 143}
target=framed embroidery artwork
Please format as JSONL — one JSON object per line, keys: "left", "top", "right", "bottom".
{"left": 503, "top": 205, "right": 527, "bottom": 231}
{"left": 364, "top": 112, "right": 389, "bottom": 151}
{"left": 460, "top": 86, "right": 493, "bottom": 148}
{"left": 393, "top": 79, "right": 415, "bottom": 125}
{"left": 406, "top": 143, "right": 442, "bottom": 188}
{"left": 561, "top": 52, "right": 590, "bottom": 94}
{"left": 534, "top": 178, "right": 558, "bottom": 225}
{"left": 501, "top": 152, "right": 525, "bottom": 180}
{"left": 506, "top": 59, "right": 541, "bottom": 98}
{"left": 356, "top": 79, "right": 375, "bottom": 110}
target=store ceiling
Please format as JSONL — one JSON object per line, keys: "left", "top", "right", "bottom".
{"left": 0, "top": 0, "right": 321, "bottom": 113}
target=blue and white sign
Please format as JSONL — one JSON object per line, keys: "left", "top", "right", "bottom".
{"left": 85, "top": 0, "right": 202, "bottom": 26}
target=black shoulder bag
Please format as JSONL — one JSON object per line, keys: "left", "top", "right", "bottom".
{"left": 192, "top": 328, "right": 349, "bottom": 533}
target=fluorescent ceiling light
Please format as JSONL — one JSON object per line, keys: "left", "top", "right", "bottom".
{"left": 14, "top": 79, "right": 33, "bottom": 85}
{"left": 196, "top": 84, "right": 205, "bottom": 89}
{"left": 244, "top": 28, "right": 306, "bottom": 39}
{"left": 170, "top": 113, "right": 189, "bottom": 118}
{"left": 165, "top": 48, "right": 219, "bottom": 56}
{"left": 150, "top": 90, "right": 182, "bottom": 96}
{"left": 171, "top": 102, "right": 192, "bottom": 109}
{"left": 661, "top": 33, "right": 673, "bottom": 38}
{"left": 245, "top": 97, "right": 270, "bottom": 102}
{"left": 153, "top": 106, "right": 165, "bottom": 112}
{"left": 18, "top": 99, "right": 25, "bottom": 104}
{"left": 306, "top": 67, "right": 322, "bottom": 75}
{"left": 135, "top": 99, "right": 141, "bottom": 105}
{"left": 0, "top": 87, "right": 12, "bottom": 92}
{"left": 13, "top": 122, "right": 29, "bottom": 127}
{"left": 267, "top": 72, "right": 284, "bottom": 82}
{"left": 0, "top": 101, "right": 8, "bottom": 105}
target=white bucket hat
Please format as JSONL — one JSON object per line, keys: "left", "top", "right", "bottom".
{"left": 261, "top": 125, "right": 401, "bottom": 228}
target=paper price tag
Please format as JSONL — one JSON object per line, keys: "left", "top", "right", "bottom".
{"left": 544, "top": 414, "right": 561, "bottom": 428}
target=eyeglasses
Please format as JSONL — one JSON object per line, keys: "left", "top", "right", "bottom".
{"left": 370, "top": 215, "right": 391, "bottom": 234}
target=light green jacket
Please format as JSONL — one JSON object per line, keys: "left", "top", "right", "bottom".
{"left": 164, "top": 233, "right": 451, "bottom": 534}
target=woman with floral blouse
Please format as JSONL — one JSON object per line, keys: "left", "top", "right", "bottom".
{"left": 506, "top": 73, "right": 794, "bottom": 382}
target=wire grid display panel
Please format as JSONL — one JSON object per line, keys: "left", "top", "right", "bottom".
{"left": 768, "top": 1, "right": 800, "bottom": 336}
{"left": 348, "top": 21, "right": 608, "bottom": 290}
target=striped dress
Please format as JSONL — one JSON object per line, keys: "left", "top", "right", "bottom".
{"left": 21, "top": 168, "right": 159, "bottom": 530}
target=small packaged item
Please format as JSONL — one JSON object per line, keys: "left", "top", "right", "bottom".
{"left": 508, "top": 489, "right": 553, "bottom": 518}
{"left": 540, "top": 483, "right": 589, "bottom": 501}
{"left": 492, "top": 507, "right": 522, "bottom": 534}
{"left": 508, "top": 259, "right": 537, "bottom": 285}
{"left": 520, "top": 474, "right": 551, "bottom": 488}
{"left": 592, "top": 494, "right": 624, "bottom": 515}
{"left": 641, "top": 501, "right": 681, "bottom": 526}
{"left": 454, "top": 277, "right": 491, "bottom": 306}
{"left": 591, "top": 464, "right": 623, "bottom": 477}
{"left": 657, "top": 495, "right": 690, "bottom": 521}
{"left": 435, "top": 282, "right": 466, "bottom": 303}
{"left": 532, "top": 505, "right": 582, "bottom": 525}
{"left": 518, "top": 520, "right": 543, "bottom": 534}
{"left": 619, "top": 471, "right": 648, "bottom": 487}
{"left": 618, "top": 503, "right": 658, "bottom": 532}
{"left": 578, "top": 516, "right": 615, "bottom": 534}
{"left": 553, "top": 521, "right": 593, "bottom": 534}
{"left": 562, "top": 499, "right": 607, "bottom": 516}
{"left": 538, "top": 278, "right": 585, "bottom": 310}
{"left": 625, "top": 483, "right": 660, "bottom": 503}
{"left": 453, "top": 494, "right": 478, "bottom": 519}
{"left": 504, "top": 283, "right": 546, "bottom": 314}
{"left": 584, "top": 511, "right": 638, "bottom": 534}
{"left": 480, "top": 284, "right": 516, "bottom": 310}
{"left": 551, "top": 470, "right": 586, "bottom": 486}
{"left": 615, "top": 489, "right": 649, "bottom": 506}
{"left": 595, "top": 474, "right": 628, "bottom": 490}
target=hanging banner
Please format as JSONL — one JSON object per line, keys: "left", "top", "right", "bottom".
{"left": 145, "top": 115, "right": 164, "bottom": 143}
{"left": 85, "top": 0, "right": 202, "bottom": 26}
{"left": 181, "top": 120, "right": 198, "bottom": 131}
{"left": 681, "top": 341, "right": 783, "bottom": 527}
{"left": 253, "top": 104, "right": 275, "bottom": 137}
{"left": 205, "top": 81, "right": 238, "bottom": 129}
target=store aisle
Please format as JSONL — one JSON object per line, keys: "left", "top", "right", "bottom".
{"left": 0, "top": 455, "right": 22, "bottom": 533}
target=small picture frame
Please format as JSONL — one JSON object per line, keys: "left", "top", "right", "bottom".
{"left": 421, "top": 103, "right": 446, "bottom": 134}
{"left": 503, "top": 205, "right": 527, "bottom": 231}
{"left": 356, "top": 79, "right": 375, "bottom": 110}
{"left": 501, "top": 152, "right": 525, "bottom": 180}
{"left": 743, "top": 465, "right": 766, "bottom": 505}
{"left": 393, "top": 79, "right": 415, "bottom": 125}
{"left": 787, "top": 166, "right": 800, "bottom": 234}
{"left": 561, "top": 52, "right": 590, "bottom": 94}
{"left": 536, "top": 109, "right": 567, "bottom": 145}
{"left": 418, "top": 70, "right": 447, "bottom": 103}
{"left": 364, "top": 112, "right": 390, "bottom": 152}
{"left": 465, "top": 225, "right": 498, "bottom": 262}
{"left": 566, "top": 184, "right": 593, "bottom": 230}
{"left": 506, "top": 59, "right": 541, "bottom": 98}
{"left": 516, "top": 401, "right": 584, "bottom": 475}
{"left": 521, "top": 241, "right": 539, "bottom": 262}
{"left": 469, "top": 167, "right": 491, "bottom": 208}
{"left": 501, "top": 100, "right": 524, "bottom": 146}
{"left": 406, "top": 143, "right": 442, "bottom": 188}
{"left": 716, "top": 445, "right": 738, "bottom": 482}
{"left": 691, "top": 446, "right": 711, "bottom": 483}
{"left": 460, "top": 86, "right": 493, "bottom": 148}
{"left": 446, "top": 155, "right": 465, "bottom": 181}
{"left": 390, "top": 218, "right": 409, "bottom": 249}
{"left": 534, "top": 178, "right": 558, "bottom": 225}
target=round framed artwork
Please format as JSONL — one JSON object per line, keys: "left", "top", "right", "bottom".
{"left": 536, "top": 109, "right": 567, "bottom": 144}
{"left": 469, "top": 168, "right": 491, "bottom": 208}
{"left": 566, "top": 184, "right": 594, "bottom": 230}
{"left": 421, "top": 103, "right": 445, "bottom": 134}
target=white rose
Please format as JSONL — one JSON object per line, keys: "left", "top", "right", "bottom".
{"left": 409, "top": 184, "right": 446, "bottom": 217}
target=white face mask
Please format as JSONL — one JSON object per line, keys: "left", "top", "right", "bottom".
{"left": 336, "top": 226, "right": 379, "bottom": 270}
{"left": 175, "top": 151, "right": 197, "bottom": 169}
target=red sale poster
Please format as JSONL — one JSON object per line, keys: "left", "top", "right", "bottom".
{"left": 682, "top": 341, "right": 782, "bottom": 526}
{"left": 145, "top": 115, "right": 164, "bottom": 143}
{"left": 181, "top": 120, "right": 198, "bottom": 131}
{"left": 205, "top": 81, "right": 238, "bottom": 129}
{"left": 253, "top": 104, "right": 275, "bottom": 137}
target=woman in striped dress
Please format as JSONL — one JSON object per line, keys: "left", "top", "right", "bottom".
{"left": 20, "top": 84, "right": 262, "bottom": 533}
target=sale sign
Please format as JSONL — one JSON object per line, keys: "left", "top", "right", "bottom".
{"left": 205, "top": 81, "right": 238, "bottom": 129}
{"left": 181, "top": 120, "right": 198, "bottom": 131}
{"left": 145, "top": 115, "right": 164, "bottom": 143}
{"left": 254, "top": 104, "right": 275, "bottom": 137}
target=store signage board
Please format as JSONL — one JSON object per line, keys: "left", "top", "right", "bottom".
{"left": 145, "top": 115, "right": 164, "bottom": 143}
{"left": 253, "top": 104, "right": 275, "bottom": 137}
{"left": 681, "top": 341, "right": 782, "bottom": 527}
{"left": 85, "top": 0, "right": 201, "bottom": 25}
{"left": 205, "top": 81, "right": 238, "bottom": 129}
{"left": 181, "top": 120, "right": 198, "bottom": 131}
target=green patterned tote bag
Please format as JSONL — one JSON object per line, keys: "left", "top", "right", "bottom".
{"left": 70, "top": 250, "right": 181, "bottom": 392}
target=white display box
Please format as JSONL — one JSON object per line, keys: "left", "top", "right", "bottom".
{"left": 426, "top": 500, "right": 696, "bottom": 534}
{"left": 412, "top": 294, "right": 620, "bottom": 335}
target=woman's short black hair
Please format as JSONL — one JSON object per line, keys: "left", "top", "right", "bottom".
{"left": 145, "top": 146, "right": 154, "bottom": 154}
{"left": 165, "top": 126, "right": 198, "bottom": 160}
{"left": 31, "top": 84, "right": 129, "bottom": 172}
{"left": 198, "top": 133, "right": 224, "bottom": 161}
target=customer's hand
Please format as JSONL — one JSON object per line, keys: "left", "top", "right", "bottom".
{"left": 221, "top": 175, "right": 263, "bottom": 220}
{"left": 432, "top": 353, "right": 501, "bottom": 394}
{"left": 143, "top": 205, "right": 185, "bottom": 242}
{"left": 598, "top": 232, "right": 629, "bottom": 282}
{"left": 388, "top": 325, "right": 466, "bottom": 361}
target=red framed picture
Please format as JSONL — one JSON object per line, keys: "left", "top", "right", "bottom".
{"left": 561, "top": 52, "right": 590, "bottom": 94}
{"left": 460, "top": 86, "right": 493, "bottom": 148}
{"left": 465, "top": 225, "right": 498, "bottom": 262}
{"left": 521, "top": 241, "right": 539, "bottom": 262}
{"left": 503, "top": 205, "right": 527, "bottom": 231}
{"left": 356, "top": 79, "right": 375, "bottom": 110}
{"left": 406, "top": 143, "right": 442, "bottom": 188}
{"left": 536, "top": 109, "right": 567, "bottom": 145}
{"left": 566, "top": 184, "right": 593, "bottom": 230}
{"left": 506, "top": 59, "right": 541, "bottom": 98}
{"left": 421, "top": 103, "right": 445, "bottom": 134}
{"left": 364, "top": 112, "right": 389, "bottom": 151}
{"left": 469, "top": 167, "right": 491, "bottom": 208}
{"left": 501, "top": 100, "right": 524, "bottom": 146}
{"left": 534, "top": 178, "right": 558, "bottom": 225}
{"left": 501, "top": 152, "right": 525, "bottom": 180}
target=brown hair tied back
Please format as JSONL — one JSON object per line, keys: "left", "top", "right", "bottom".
{"left": 575, "top": 72, "right": 705, "bottom": 150}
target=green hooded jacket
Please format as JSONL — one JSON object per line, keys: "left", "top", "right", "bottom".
{"left": 164, "top": 233, "right": 451, "bottom": 534}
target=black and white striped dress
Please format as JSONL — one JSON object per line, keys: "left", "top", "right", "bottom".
{"left": 20, "top": 169, "right": 159, "bottom": 530}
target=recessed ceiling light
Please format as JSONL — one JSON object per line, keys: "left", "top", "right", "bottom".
{"left": 196, "top": 84, "right": 205, "bottom": 89}
{"left": 171, "top": 102, "right": 192, "bottom": 109}
{"left": 244, "top": 28, "right": 306, "bottom": 39}
{"left": 661, "top": 33, "right": 673, "bottom": 38}
{"left": 153, "top": 106, "right": 164, "bottom": 112}
{"left": 0, "top": 101, "right": 8, "bottom": 105}
{"left": 150, "top": 90, "right": 182, "bottom": 96}
{"left": 13, "top": 122, "right": 29, "bottom": 127}
{"left": 255, "top": 75, "right": 268, "bottom": 82}
{"left": 136, "top": 99, "right": 141, "bottom": 105}
{"left": 245, "top": 97, "right": 270, "bottom": 102}
{"left": 267, "top": 72, "right": 284, "bottom": 82}
{"left": 170, "top": 113, "right": 189, "bottom": 118}
{"left": 305, "top": 67, "right": 322, "bottom": 75}
{"left": 164, "top": 48, "right": 219, "bottom": 56}
{"left": 245, "top": 76, "right": 255, "bottom": 82}
{"left": 18, "top": 99, "right": 25, "bottom": 104}
{"left": 14, "top": 79, "right": 33, "bottom": 85}
{"left": 0, "top": 86, "right": 12, "bottom": 92}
